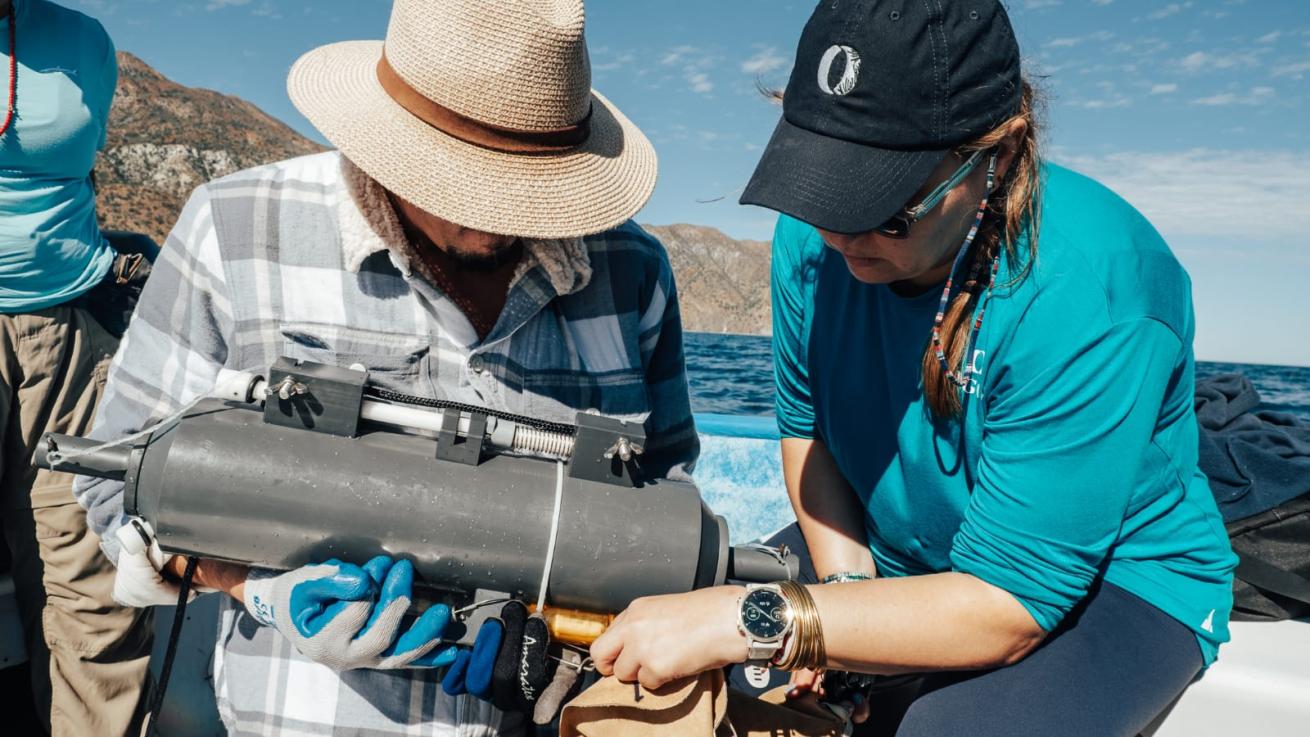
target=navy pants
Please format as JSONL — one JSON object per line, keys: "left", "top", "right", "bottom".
{"left": 728, "top": 524, "right": 1203, "bottom": 737}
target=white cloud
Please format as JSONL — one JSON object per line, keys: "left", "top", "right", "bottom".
{"left": 1055, "top": 148, "right": 1310, "bottom": 242}
{"left": 1150, "top": 83, "right": 1178, "bottom": 94}
{"left": 686, "top": 71, "right": 713, "bottom": 94}
{"left": 1256, "top": 31, "right": 1283, "bottom": 44}
{"left": 1024, "top": 0, "right": 1063, "bottom": 8}
{"left": 741, "top": 48, "right": 787, "bottom": 75}
{"left": 1072, "top": 96, "right": 1132, "bottom": 109}
{"left": 1071, "top": 81, "right": 1133, "bottom": 108}
{"left": 593, "top": 52, "right": 635, "bottom": 73}
{"left": 1190, "top": 86, "right": 1275, "bottom": 106}
{"left": 1178, "top": 50, "right": 1258, "bottom": 73}
{"left": 1272, "top": 60, "right": 1310, "bottom": 78}
{"left": 1148, "top": 2, "right": 1192, "bottom": 20}
{"left": 1091, "top": 0, "right": 1115, "bottom": 5}
{"left": 251, "top": 2, "right": 280, "bottom": 18}
{"left": 1044, "top": 31, "right": 1114, "bottom": 49}
{"left": 205, "top": 0, "right": 251, "bottom": 10}
{"left": 660, "top": 46, "right": 700, "bottom": 67}
{"left": 654, "top": 45, "right": 720, "bottom": 95}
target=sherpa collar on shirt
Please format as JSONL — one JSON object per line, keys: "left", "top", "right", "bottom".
{"left": 334, "top": 154, "right": 593, "bottom": 297}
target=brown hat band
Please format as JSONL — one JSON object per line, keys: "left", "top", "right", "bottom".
{"left": 376, "top": 54, "right": 591, "bottom": 155}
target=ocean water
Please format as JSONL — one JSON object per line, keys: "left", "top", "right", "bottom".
{"left": 685, "top": 332, "right": 1310, "bottom": 543}
{"left": 686, "top": 332, "right": 1310, "bottom": 423}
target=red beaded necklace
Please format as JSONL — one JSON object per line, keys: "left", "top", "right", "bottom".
{"left": 0, "top": 2, "right": 14, "bottom": 138}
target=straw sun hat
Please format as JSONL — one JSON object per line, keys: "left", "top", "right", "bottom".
{"left": 288, "top": 0, "right": 657, "bottom": 239}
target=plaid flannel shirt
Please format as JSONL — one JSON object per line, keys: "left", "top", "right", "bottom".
{"left": 74, "top": 152, "right": 698, "bottom": 736}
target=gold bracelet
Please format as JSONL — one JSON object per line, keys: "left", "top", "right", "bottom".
{"left": 774, "top": 579, "right": 825, "bottom": 671}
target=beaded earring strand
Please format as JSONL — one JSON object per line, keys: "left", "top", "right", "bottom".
{"left": 0, "top": 1, "right": 14, "bottom": 138}
{"left": 929, "top": 151, "right": 999, "bottom": 393}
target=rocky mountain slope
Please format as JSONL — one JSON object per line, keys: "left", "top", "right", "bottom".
{"left": 94, "top": 52, "right": 326, "bottom": 242}
{"left": 94, "top": 53, "right": 769, "bottom": 334}
{"left": 640, "top": 224, "right": 770, "bottom": 335}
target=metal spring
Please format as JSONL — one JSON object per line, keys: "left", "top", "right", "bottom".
{"left": 511, "top": 425, "right": 575, "bottom": 458}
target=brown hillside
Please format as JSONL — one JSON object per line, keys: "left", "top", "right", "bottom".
{"left": 94, "top": 51, "right": 325, "bottom": 242}
{"left": 641, "top": 224, "right": 771, "bottom": 335}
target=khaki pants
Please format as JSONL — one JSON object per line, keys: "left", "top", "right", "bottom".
{"left": 1, "top": 306, "right": 153, "bottom": 737}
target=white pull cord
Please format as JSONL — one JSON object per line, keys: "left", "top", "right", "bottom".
{"left": 44, "top": 369, "right": 263, "bottom": 466}
{"left": 45, "top": 395, "right": 209, "bottom": 467}
{"left": 47, "top": 370, "right": 262, "bottom": 468}
{"left": 536, "top": 460, "right": 565, "bottom": 612}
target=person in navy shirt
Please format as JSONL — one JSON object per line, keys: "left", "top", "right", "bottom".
{"left": 591, "top": 3, "right": 1235, "bottom": 736}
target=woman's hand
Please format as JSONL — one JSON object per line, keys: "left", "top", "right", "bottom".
{"left": 787, "top": 667, "right": 824, "bottom": 700}
{"left": 590, "top": 586, "right": 749, "bottom": 690}
{"left": 786, "top": 668, "right": 872, "bottom": 724}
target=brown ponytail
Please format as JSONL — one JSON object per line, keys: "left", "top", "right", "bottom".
{"left": 921, "top": 78, "right": 1044, "bottom": 419}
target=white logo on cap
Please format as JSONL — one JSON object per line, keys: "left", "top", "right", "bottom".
{"left": 817, "top": 45, "right": 861, "bottom": 96}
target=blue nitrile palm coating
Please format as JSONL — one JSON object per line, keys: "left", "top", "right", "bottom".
{"left": 466, "top": 619, "right": 504, "bottom": 698}
{"left": 290, "top": 563, "right": 374, "bottom": 638}
{"left": 406, "top": 633, "right": 459, "bottom": 668}
{"left": 389, "top": 603, "right": 459, "bottom": 666}
{"left": 442, "top": 649, "right": 472, "bottom": 695}
{"left": 357, "top": 556, "right": 405, "bottom": 640}
{"left": 350, "top": 556, "right": 459, "bottom": 664}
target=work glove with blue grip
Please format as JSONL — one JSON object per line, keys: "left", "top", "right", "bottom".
{"left": 242, "top": 555, "right": 459, "bottom": 671}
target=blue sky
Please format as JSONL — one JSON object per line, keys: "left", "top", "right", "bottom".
{"left": 74, "top": 0, "right": 1310, "bottom": 366}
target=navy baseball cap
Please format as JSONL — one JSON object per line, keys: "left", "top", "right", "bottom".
{"left": 741, "top": 0, "right": 1022, "bottom": 234}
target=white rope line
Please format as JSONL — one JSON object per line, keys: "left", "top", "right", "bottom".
{"left": 536, "top": 460, "right": 565, "bottom": 612}
{"left": 45, "top": 395, "right": 208, "bottom": 467}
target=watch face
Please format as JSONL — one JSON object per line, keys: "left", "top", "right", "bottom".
{"left": 741, "top": 588, "right": 789, "bottom": 640}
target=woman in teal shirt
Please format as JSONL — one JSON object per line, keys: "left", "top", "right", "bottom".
{"left": 591, "top": 3, "right": 1236, "bottom": 735}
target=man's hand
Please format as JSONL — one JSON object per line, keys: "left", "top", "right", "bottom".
{"left": 112, "top": 519, "right": 217, "bottom": 607}
{"left": 241, "top": 555, "right": 458, "bottom": 671}
{"left": 785, "top": 668, "right": 872, "bottom": 725}
{"left": 161, "top": 554, "right": 248, "bottom": 599}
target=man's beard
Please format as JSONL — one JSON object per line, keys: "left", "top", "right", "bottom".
{"left": 440, "top": 240, "right": 523, "bottom": 272}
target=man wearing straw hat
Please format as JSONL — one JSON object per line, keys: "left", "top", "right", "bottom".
{"left": 72, "top": 0, "right": 698, "bottom": 734}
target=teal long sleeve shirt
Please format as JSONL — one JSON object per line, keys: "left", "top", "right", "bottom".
{"left": 771, "top": 164, "right": 1237, "bottom": 664}
{"left": 0, "top": 0, "right": 116, "bottom": 312}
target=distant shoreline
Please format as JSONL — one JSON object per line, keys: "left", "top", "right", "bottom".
{"left": 688, "top": 332, "right": 1310, "bottom": 370}
{"left": 1195, "top": 358, "right": 1310, "bottom": 371}
{"left": 687, "top": 329, "right": 769, "bottom": 339}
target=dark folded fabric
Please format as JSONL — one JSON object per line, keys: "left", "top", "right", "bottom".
{"left": 1195, "top": 373, "right": 1310, "bottom": 522}
{"left": 71, "top": 231, "right": 159, "bottom": 339}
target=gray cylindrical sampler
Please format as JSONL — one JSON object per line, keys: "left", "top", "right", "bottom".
{"left": 124, "top": 400, "right": 734, "bottom": 613}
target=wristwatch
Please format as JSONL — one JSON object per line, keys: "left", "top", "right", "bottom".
{"left": 736, "top": 583, "right": 793, "bottom": 662}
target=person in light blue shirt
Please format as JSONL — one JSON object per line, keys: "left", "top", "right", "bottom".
{"left": 0, "top": 2, "right": 153, "bottom": 735}
{"left": 591, "top": 3, "right": 1236, "bottom": 736}
{"left": 0, "top": 0, "right": 116, "bottom": 310}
